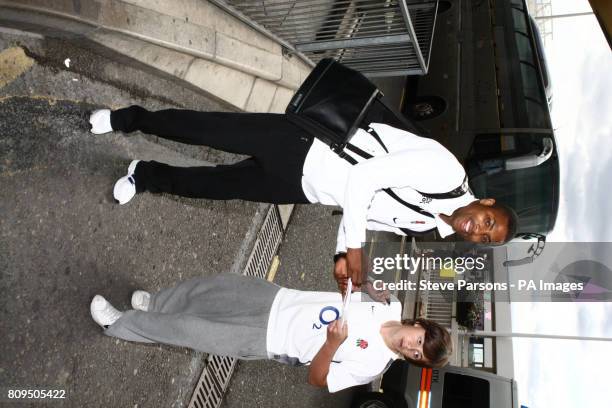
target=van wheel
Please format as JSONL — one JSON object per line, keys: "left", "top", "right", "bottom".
{"left": 406, "top": 95, "right": 446, "bottom": 121}
{"left": 352, "top": 392, "right": 394, "bottom": 408}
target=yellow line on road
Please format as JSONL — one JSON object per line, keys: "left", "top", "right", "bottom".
{"left": 266, "top": 255, "right": 280, "bottom": 282}
{"left": 0, "top": 46, "right": 34, "bottom": 89}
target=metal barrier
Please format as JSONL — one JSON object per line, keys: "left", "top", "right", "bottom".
{"left": 419, "top": 267, "right": 453, "bottom": 328}
{"left": 215, "top": 0, "right": 439, "bottom": 76}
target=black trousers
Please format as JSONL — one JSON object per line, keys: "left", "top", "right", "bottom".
{"left": 110, "top": 106, "right": 313, "bottom": 204}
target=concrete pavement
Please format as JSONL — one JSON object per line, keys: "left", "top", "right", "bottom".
{"left": 0, "top": 0, "right": 312, "bottom": 112}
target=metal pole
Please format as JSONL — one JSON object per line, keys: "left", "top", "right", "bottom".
{"left": 207, "top": 0, "right": 315, "bottom": 67}
{"left": 460, "top": 329, "right": 612, "bottom": 342}
{"left": 534, "top": 12, "right": 594, "bottom": 20}
{"left": 398, "top": 0, "right": 427, "bottom": 74}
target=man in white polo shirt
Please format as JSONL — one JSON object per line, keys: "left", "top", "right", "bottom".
{"left": 90, "top": 273, "right": 453, "bottom": 393}
{"left": 89, "top": 106, "right": 518, "bottom": 287}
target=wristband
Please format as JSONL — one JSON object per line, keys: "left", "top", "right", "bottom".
{"left": 333, "top": 252, "right": 346, "bottom": 263}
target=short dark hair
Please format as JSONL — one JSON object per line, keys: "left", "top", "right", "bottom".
{"left": 401, "top": 318, "right": 452, "bottom": 368}
{"left": 494, "top": 203, "right": 519, "bottom": 244}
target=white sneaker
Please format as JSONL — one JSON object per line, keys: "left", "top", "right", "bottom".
{"left": 131, "top": 290, "right": 151, "bottom": 311}
{"left": 90, "top": 295, "right": 123, "bottom": 328}
{"left": 113, "top": 160, "right": 140, "bottom": 205}
{"left": 89, "top": 109, "right": 113, "bottom": 134}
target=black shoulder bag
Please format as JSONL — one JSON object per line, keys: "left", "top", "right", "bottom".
{"left": 286, "top": 58, "right": 379, "bottom": 153}
{"left": 286, "top": 58, "right": 427, "bottom": 152}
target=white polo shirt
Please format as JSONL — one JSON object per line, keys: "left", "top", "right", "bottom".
{"left": 266, "top": 288, "right": 401, "bottom": 393}
{"left": 300, "top": 123, "right": 476, "bottom": 252}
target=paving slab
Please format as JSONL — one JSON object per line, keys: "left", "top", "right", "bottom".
{"left": 120, "top": 0, "right": 282, "bottom": 53}
{"left": 184, "top": 58, "right": 255, "bottom": 110}
{"left": 244, "top": 77, "right": 278, "bottom": 113}
{"left": 0, "top": 0, "right": 312, "bottom": 110}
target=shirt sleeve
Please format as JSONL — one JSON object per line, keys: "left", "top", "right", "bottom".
{"left": 336, "top": 217, "right": 347, "bottom": 254}
{"left": 366, "top": 220, "right": 408, "bottom": 235}
{"left": 337, "top": 217, "right": 410, "bottom": 254}
{"left": 326, "top": 360, "right": 379, "bottom": 393}
{"left": 342, "top": 143, "right": 464, "bottom": 249}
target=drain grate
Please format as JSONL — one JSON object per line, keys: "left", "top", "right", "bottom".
{"left": 244, "top": 205, "right": 284, "bottom": 279}
{"left": 189, "top": 365, "right": 224, "bottom": 408}
{"left": 188, "top": 205, "right": 285, "bottom": 408}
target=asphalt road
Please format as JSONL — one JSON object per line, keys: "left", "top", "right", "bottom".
{"left": 0, "top": 28, "right": 362, "bottom": 408}
{"left": 0, "top": 29, "right": 263, "bottom": 408}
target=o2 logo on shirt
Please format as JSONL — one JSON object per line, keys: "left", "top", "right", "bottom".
{"left": 312, "top": 306, "right": 340, "bottom": 330}
{"left": 420, "top": 196, "right": 433, "bottom": 204}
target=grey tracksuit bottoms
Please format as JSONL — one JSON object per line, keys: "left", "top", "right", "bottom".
{"left": 105, "top": 274, "right": 281, "bottom": 359}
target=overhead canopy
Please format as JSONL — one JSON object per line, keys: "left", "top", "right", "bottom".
{"left": 589, "top": 0, "right": 612, "bottom": 48}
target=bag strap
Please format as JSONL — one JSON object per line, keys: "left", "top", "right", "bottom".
{"left": 383, "top": 187, "right": 435, "bottom": 219}
{"left": 340, "top": 127, "right": 471, "bottom": 222}
{"left": 343, "top": 129, "right": 434, "bottom": 219}
{"left": 346, "top": 128, "right": 470, "bottom": 197}
{"left": 376, "top": 95, "right": 430, "bottom": 138}
{"left": 366, "top": 127, "right": 388, "bottom": 153}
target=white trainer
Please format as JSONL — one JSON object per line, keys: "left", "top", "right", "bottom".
{"left": 113, "top": 160, "right": 140, "bottom": 205}
{"left": 89, "top": 109, "right": 113, "bottom": 134}
{"left": 131, "top": 290, "right": 151, "bottom": 311}
{"left": 90, "top": 295, "right": 123, "bottom": 328}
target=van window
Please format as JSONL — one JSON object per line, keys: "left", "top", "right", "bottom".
{"left": 469, "top": 340, "right": 485, "bottom": 368}
{"left": 466, "top": 132, "right": 559, "bottom": 234}
{"left": 442, "top": 373, "right": 490, "bottom": 408}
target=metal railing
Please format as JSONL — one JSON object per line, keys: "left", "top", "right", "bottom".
{"left": 419, "top": 267, "right": 453, "bottom": 328}
{"left": 217, "top": 0, "right": 439, "bottom": 76}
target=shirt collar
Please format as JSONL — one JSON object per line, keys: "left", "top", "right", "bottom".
{"left": 432, "top": 196, "right": 478, "bottom": 238}
{"left": 434, "top": 214, "right": 455, "bottom": 238}
{"left": 378, "top": 332, "right": 401, "bottom": 361}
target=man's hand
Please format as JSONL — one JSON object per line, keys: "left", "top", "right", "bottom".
{"left": 346, "top": 247, "right": 363, "bottom": 287}
{"left": 364, "top": 281, "right": 390, "bottom": 304}
{"left": 325, "top": 319, "right": 348, "bottom": 349}
{"left": 333, "top": 254, "right": 349, "bottom": 295}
